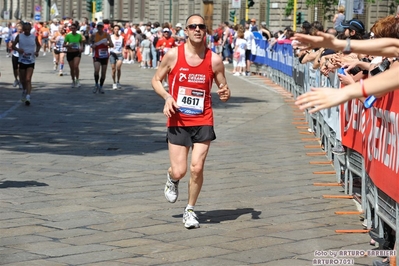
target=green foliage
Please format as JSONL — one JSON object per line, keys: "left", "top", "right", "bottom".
{"left": 285, "top": 0, "right": 295, "bottom": 16}
{"left": 285, "top": 0, "right": 399, "bottom": 18}
{"left": 306, "top": 0, "right": 338, "bottom": 19}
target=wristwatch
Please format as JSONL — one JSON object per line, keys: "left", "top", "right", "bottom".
{"left": 343, "top": 38, "right": 352, "bottom": 55}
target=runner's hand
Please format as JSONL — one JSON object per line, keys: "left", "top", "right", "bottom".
{"left": 163, "top": 96, "right": 179, "bottom": 118}
{"left": 217, "top": 84, "right": 230, "bottom": 102}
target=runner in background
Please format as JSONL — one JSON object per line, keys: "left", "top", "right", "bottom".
{"left": 51, "top": 25, "right": 67, "bottom": 76}
{"left": 63, "top": 23, "right": 84, "bottom": 88}
{"left": 10, "top": 24, "right": 23, "bottom": 89}
{"left": 39, "top": 22, "right": 50, "bottom": 56}
{"left": 110, "top": 24, "right": 124, "bottom": 89}
{"left": 12, "top": 22, "right": 41, "bottom": 105}
{"left": 90, "top": 22, "right": 113, "bottom": 94}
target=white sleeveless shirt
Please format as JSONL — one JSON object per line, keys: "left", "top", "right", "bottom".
{"left": 18, "top": 33, "right": 36, "bottom": 64}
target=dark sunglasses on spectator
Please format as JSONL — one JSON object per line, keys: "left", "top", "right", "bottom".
{"left": 186, "top": 24, "right": 206, "bottom": 30}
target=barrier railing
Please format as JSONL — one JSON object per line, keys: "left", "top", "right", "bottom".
{"left": 252, "top": 40, "right": 398, "bottom": 264}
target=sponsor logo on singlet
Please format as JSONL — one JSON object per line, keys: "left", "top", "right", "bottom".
{"left": 179, "top": 73, "right": 187, "bottom": 82}
{"left": 188, "top": 73, "right": 206, "bottom": 84}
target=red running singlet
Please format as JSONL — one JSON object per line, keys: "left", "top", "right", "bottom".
{"left": 167, "top": 44, "right": 214, "bottom": 127}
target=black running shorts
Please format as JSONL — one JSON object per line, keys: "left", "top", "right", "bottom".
{"left": 166, "top": 126, "right": 216, "bottom": 147}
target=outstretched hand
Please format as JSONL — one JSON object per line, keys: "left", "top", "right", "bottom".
{"left": 295, "top": 87, "right": 350, "bottom": 113}
{"left": 291, "top": 31, "right": 337, "bottom": 51}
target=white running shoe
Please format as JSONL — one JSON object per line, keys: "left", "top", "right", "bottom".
{"left": 43, "top": 52, "right": 46, "bottom": 56}
{"left": 183, "top": 209, "right": 200, "bottom": 229}
{"left": 75, "top": 79, "right": 81, "bottom": 88}
{"left": 233, "top": 72, "right": 240, "bottom": 76}
{"left": 117, "top": 82, "right": 121, "bottom": 88}
{"left": 13, "top": 80, "right": 19, "bottom": 87}
{"left": 25, "top": 95, "right": 31, "bottom": 106}
{"left": 59, "top": 71, "right": 63, "bottom": 76}
{"left": 53, "top": 64, "right": 57, "bottom": 71}
{"left": 112, "top": 83, "right": 118, "bottom": 90}
{"left": 71, "top": 80, "right": 75, "bottom": 88}
{"left": 164, "top": 172, "right": 179, "bottom": 203}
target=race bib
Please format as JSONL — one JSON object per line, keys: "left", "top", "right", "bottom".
{"left": 20, "top": 53, "right": 34, "bottom": 64}
{"left": 43, "top": 31, "right": 49, "bottom": 37}
{"left": 176, "top": 87, "right": 205, "bottom": 115}
{"left": 98, "top": 48, "right": 108, "bottom": 58}
{"left": 70, "top": 42, "right": 80, "bottom": 49}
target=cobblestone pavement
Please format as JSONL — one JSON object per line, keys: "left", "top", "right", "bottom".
{"left": 0, "top": 48, "right": 376, "bottom": 265}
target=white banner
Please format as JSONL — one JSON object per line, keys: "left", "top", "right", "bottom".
{"left": 3, "top": 11, "right": 9, "bottom": 20}
{"left": 50, "top": 3, "right": 59, "bottom": 18}
{"left": 232, "top": 0, "right": 241, "bottom": 9}
{"left": 353, "top": 0, "right": 364, "bottom": 14}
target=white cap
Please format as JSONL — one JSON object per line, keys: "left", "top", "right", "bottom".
{"left": 163, "top": 27, "right": 170, "bottom": 32}
{"left": 175, "top": 23, "right": 182, "bottom": 28}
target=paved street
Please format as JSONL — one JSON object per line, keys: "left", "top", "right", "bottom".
{"left": 0, "top": 48, "right": 375, "bottom": 265}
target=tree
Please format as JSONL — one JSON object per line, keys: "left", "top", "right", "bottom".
{"left": 285, "top": 0, "right": 399, "bottom": 19}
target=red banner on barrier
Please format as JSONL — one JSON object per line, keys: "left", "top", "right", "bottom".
{"left": 341, "top": 91, "right": 399, "bottom": 203}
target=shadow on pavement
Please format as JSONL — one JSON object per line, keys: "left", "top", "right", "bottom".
{"left": 0, "top": 180, "right": 49, "bottom": 188}
{"left": 173, "top": 208, "right": 261, "bottom": 223}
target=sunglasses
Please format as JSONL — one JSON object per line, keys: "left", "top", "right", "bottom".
{"left": 186, "top": 24, "right": 206, "bottom": 30}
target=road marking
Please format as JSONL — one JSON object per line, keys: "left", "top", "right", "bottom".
{"left": 0, "top": 101, "right": 20, "bottom": 119}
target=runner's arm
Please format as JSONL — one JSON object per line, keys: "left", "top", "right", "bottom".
{"left": 151, "top": 47, "right": 179, "bottom": 117}
{"left": 212, "top": 52, "right": 230, "bottom": 102}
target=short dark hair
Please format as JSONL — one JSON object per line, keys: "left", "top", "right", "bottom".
{"left": 185, "top": 13, "right": 205, "bottom": 24}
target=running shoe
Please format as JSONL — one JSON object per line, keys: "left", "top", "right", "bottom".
{"left": 164, "top": 172, "right": 179, "bottom": 203}
{"left": 13, "top": 79, "right": 19, "bottom": 87}
{"left": 19, "top": 82, "right": 23, "bottom": 90}
{"left": 25, "top": 95, "right": 30, "bottom": 106}
{"left": 71, "top": 80, "right": 75, "bottom": 88}
{"left": 21, "top": 90, "right": 26, "bottom": 102}
{"left": 75, "top": 79, "right": 81, "bottom": 88}
{"left": 233, "top": 72, "right": 240, "bottom": 76}
{"left": 59, "top": 70, "right": 63, "bottom": 76}
{"left": 53, "top": 63, "right": 57, "bottom": 71}
{"left": 99, "top": 86, "right": 104, "bottom": 94}
{"left": 117, "top": 82, "right": 121, "bottom": 88}
{"left": 112, "top": 83, "right": 118, "bottom": 90}
{"left": 183, "top": 209, "right": 200, "bottom": 229}
{"left": 92, "top": 84, "right": 99, "bottom": 93}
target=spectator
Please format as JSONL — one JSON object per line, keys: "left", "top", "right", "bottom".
{"left": 173, "top": 23, "right": 185, "bottom": 44}
{"left": 244, "top": 23, "right": 255, "bottom": 76}
{"left": 259, "top": 22, "right": 271, "bottom": 41}
{"left": 221, "top": 21, "right": 231, "bottom": 64}
{"left": 249, "top": 18, "right": 258, "bottom": 32}
{"left": 333, "top": 5, "right": 345, "bottom": 33}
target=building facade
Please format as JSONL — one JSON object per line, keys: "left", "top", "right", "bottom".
{"left": 0, "top": 0, "right": 396, "bottom": 33}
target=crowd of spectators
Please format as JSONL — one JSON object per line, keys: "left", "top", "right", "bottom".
{"left": 292, "top": 11, "right": 399, "bottom": 266}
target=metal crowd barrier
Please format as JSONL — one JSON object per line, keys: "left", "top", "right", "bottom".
{"left": 257, "top": 55, "right": 398, "bottom": 264}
